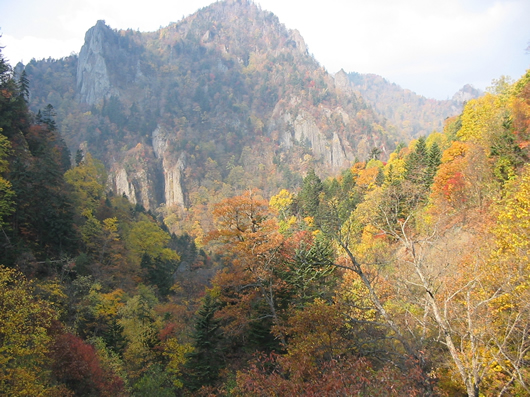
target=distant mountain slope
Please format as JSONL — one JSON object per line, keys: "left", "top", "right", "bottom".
{"left": 346, "top": 71, "right": 482, "bottom": 138}
{"left": 23, "top": 0, "right": 394, "bottom": 211}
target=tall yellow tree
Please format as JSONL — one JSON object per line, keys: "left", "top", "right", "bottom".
{"left": 0, "top": 266, "right": 59, "bottom": 396}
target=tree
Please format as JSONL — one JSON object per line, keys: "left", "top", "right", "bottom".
{"left": 64, "top": 153, "right": 107, "bottom": 213}
{"left": 183, "top": 292, "right": 223, "bottom": 391}
{"left": 298, "top": 168, "right": 323, "bottom": 218}
{"left": 0, "top": 266, "right": 57, "bottom": 396}
{"left": 18, "top": 70, "right": 29, "bottom": 102}
{"left": 50, "top": 327, "right": 126, "bottom": 396}
{"left": 126, "top": 219, "right": 178, "bottom": 265}
{"left": 0, "top": 133, "right": 14, "bottom": 232}
{"left": 118, "top": 284, "right": 162, "bottom": 380}
{"left": 140, "top": 253, "right": 179, "bottom": 297}
{"left": 208, "top": 190, "right": 287, "bottom": 347}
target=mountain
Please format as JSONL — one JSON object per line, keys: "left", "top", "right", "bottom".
{"left": 346, "top": 71, "right": 482, "bottom": 138}
{"left": 21, "top": 0, "right": 479, "bottom": 215}
{"left": 23, "top": 0, "right": 397, "bottom": 213}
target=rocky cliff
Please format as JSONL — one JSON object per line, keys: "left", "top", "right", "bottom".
{"left": 25, "top": 0, "right": 424, "bottom": 211}
{"left": 77, "top": 20, "right": 113, "bottom": 105}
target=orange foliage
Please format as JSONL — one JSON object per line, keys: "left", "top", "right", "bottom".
{"left": 431, "top": 141, "right": 470, "bottom": 207}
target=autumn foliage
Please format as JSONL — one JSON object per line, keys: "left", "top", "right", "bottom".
{"left": 2, "top": 19, "right": 530, "bottom": 397}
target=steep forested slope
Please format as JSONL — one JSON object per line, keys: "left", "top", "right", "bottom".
{"left": 3, "top": 0, "right": 530, "bottom": 395}
{"left": 22, "top": 0, "right": 393, "bottom": 217}
{"left": 348, "top": 71, "right": 482, "bottom": 138}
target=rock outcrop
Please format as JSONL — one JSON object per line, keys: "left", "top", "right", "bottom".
{"left": 27, "top": 1, "right": 402, "bottom": 212}
{"left": 77, "top": 20, "right": 113, "bottom": 105}
{"left": 111, "top": 166, "right": 137, "bottom": 205}
{"left": 163, "top": 154, "right": 186, "bottom": 208}
{"left": 452, "top": 84, "right": 482, "bottom": 104}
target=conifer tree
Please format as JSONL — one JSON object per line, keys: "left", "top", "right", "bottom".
{"left": 298, "top": 168, "right": 323, "bottom": 219}
{"left": 18, "top": 70, "right": 29, "bottom": 102}
{"left": 184, "top": 293, "right": 223, "bottom": 391}
{"left": 425, "top": 141, "right": 442, "bottom": 187}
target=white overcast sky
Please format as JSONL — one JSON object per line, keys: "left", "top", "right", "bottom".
{"left": 0, "top": 0, "right": 529, "bottom": 100}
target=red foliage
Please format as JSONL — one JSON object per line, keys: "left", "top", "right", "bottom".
{"left": 50, "top": 325, "right": 125, "bottom": 396}
{"left": 442, "top": 171, "right": 466, "bottom": 201}
{"left": 235, "top": 352, "right": 433, "bottom": 396}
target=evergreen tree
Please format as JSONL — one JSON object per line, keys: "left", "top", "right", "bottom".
{"left": 0, "top": 49, "right": 29, "bottom": 139}
{"left": 18, "top": 70, "right": 29, "bottom": 102}
{"left": 425, "top": 142, "right": 442, "bottom": 187}
{"left": 75, "top": 149, "right": 84, "bottom": 166}
{"left": 404, "top": 136, "right": 440, "bottom": 189}
{"left": 184, "top": 293, "right": 223, "bottom": 391}
{"left": 140, "top": 253, "right": 178, "bottom": 298}
{"left": 40, "top": 104, "right": 57, "bottom": 132}
{"left": 298, "top": 168, "right": 323, "bottom": 219}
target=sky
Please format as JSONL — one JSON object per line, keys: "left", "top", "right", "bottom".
{"left": 0, "top": 0, "right": 529, "bottom": 100}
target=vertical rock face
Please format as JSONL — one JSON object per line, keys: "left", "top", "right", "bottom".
{"left": 110, "top": 163, "right": 162, "bottom": 210}
{"left": 152, "top": 125, "right": 186, "bottom": 208}
{"left": 163, "top": 153, "right": 186, "bottom": 208}
{"left": 107, "top": 142, "right": 166, "bottom": 211}
{"left": 290, "top": 29, "right": 308, "bottom": 55}
{"left": 112, "top": 167, "right": 137, "bottom": 204}
{"left": 108, "top": 126, "right": 187, "bottom": 210}
{"left": 152, "top": 125, "right": 169, "bottom": 159}
{"left": 77, "top": 20, "right": 113, "bottom": 105}
{"left": 293, "top": 111, "right": 328, "bottom": 157}
{"left": 275, "top": 108, "right": 351, "bottom": 171}
{"left": 330, "top": 131, "right": 348, "bottom": 169}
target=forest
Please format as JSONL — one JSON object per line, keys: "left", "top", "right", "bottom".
{"left": 2, "top": 24, "right": 530, "bottom": 396}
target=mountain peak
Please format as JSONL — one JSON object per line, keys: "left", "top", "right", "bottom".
{"left": 77, "top": 20, "right": 115, "bottom": 104}
{"left": 451, "top": 84, "right": 482, "bottom": 104}
{"left": 27, "top": 2, "right": 394, "bottom": 209}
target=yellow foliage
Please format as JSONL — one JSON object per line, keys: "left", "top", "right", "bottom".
{"left": 127, "top": 220, "right": 179, "bottom": 263}
{"left": 425, "top": 131, "right": 449, "bottom": 151}
{"left": 163, "top": 338, "right": 194, "bottom": 388}
{"left": 118, "top": 286, "right": 163, "bottom": 379}
{"left": 458, "top": 93, "right": 505, "bottom": 144}
{"left": 94, "top": 288, "right": 125, "bottom": 318}
{"left": 279, "top": 299, "right": 349, "bottom": 365}
{"left": 384, "top": 152, "right": 406, "bottom": 185}
{"left": 336, "top": 271, "right": 377, "bottom": 323}
{"left": 0, "top": 266, "right": 57, "bottom": 396}
{"left": 303, "top": 216, "right": 315, "bottom": 229}
{"left": 278, "top": 215, "right": 297, "bottom": 234}
{"left": 269, "top": 189, "right": 293, "bottom": 218}
{"left": 64, "top": 153, "right": 107, "bottom": 212}
{"left": 493, "top": 164, "right": 530, "bottom": 262}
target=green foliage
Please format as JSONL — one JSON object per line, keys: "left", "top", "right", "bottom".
{"left": 1, "top": 7, "right": 530, "bottom": 397}
{"left": 119, "top": 285, "right": 162, "bottom": 379}
{"left": 298, "top": 168, "right": 323, "bottom": 219}
{"left": 127, "top": 218, "right": 179, "bottom": 264}
{"left": 183, "top": 292, "right": 224, "bottom": 392}
{"left": 281, "top": 234, "right": 336, "bottom": 306}
{"left": 132, "top": 364, "right": 176, "bottom": 397}
{"left": 140, "top": 253, "right": 179, "bottom": 298}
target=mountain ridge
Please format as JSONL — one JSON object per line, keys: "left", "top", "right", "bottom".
{"left": 21, "top": 0, "right": 478, "bottom": 215}
{"left": 346, "top": 70, "right": 482, "bottom": 138}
